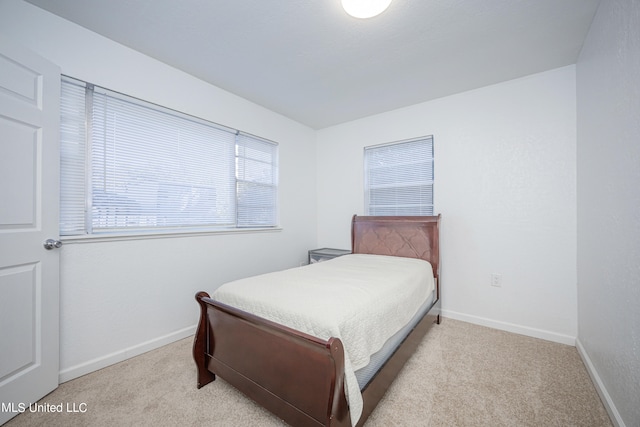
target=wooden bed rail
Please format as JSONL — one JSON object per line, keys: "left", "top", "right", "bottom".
{"left": 194, "top": 292, "right": 351, "bottom": 427}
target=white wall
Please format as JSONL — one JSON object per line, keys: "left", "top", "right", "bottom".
{"left": 0, "top": 0, "right": 317, "bottom": 381}
{"left": 576, "top": 0, "right": 640, "bottom": 425}
{"left": 317, "top": 66, "right": 578, "bottom": 344}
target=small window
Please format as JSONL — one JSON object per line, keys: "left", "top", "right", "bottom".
{"left": 364, "top": 136, "right": 434, "bottom": 216}
{"left": 60, "top": 77, "right": 278, "bottom": 236}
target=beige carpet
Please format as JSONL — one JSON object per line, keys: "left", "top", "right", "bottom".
{"left": 5, "top": 318, "right": 612, "bottom": 427}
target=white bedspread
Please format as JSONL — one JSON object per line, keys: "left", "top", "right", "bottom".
{"left": 212, "top": 254, "right": 435, "bottom": 426}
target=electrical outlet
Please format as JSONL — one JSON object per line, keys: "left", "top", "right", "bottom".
{"left": 490, "top": 273, "right": 502, "bottom": 287}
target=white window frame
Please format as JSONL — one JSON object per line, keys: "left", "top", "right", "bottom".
{"left": 364, "top": 136, "right": 434, "bottom": 216}
{"left": 59, "top": 77, "right": 279, "bottom": 240}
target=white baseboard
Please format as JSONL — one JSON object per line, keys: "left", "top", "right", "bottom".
{"left": 441, "top": 309, "right": 576, "bottom": 346}
{"left": 575, "top": 338, "right": 625, "bottom": 427}
{"left": 58, "top": 325, "right": 196, "bottom": 383}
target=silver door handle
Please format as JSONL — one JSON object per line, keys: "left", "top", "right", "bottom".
{"left": 43, "top": 239, "right": 62, "bottom": 250}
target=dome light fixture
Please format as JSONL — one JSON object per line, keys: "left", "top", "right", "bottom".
{"left": 341, "top": 0, "right": 393, "bottom": 19}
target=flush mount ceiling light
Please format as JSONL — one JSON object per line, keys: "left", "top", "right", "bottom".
{"left": 341, "top": 0, "right": 393, "bottom": 19}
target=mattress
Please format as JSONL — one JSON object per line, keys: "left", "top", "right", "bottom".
{"left": 355, "top": 286, "right": 436, "bottom": 389}
{"left": 212, "top": 254, "right": 435, "bottom": 426}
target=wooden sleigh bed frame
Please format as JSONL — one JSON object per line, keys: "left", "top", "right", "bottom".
{"left": 193, "top": 215, "right": 441, "bottom": 427}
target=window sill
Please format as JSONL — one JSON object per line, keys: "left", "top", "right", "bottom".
{"left": 60, "top": 226, "right": 283, "bottom": 244}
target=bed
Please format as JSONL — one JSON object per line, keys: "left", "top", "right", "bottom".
{"left": 193, "top": 215, "right": 441, "bottom": 427}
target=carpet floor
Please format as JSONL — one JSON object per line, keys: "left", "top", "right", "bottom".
{"left": 5, "top": 318, "right": 612, "bottom": 426}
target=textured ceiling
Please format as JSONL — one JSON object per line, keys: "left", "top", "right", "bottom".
{"left": 25, "top": 0, "right": 600, "bottom": 129}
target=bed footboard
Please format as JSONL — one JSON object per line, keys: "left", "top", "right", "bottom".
{"left": 194, "top": 292, "right": 351, "bottom": 427}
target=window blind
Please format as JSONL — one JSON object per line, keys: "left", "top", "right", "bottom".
{"left": 235, "top": 133, "right": 279, "bottom": 227}
{"left": 59, "top": 79, "right": 87, "bottom": 235}
{"left": 60, "top": 77, "right": 278, "bottom": 236}
{"left": 364, "top": 136, "right": 434, "bottom": 216}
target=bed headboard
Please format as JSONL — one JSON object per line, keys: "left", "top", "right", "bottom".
{"left": 351, "top": 215, "right": 441, "bottom": 279}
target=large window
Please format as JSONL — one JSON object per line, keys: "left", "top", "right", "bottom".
{"left": 364, "top": 136, "right": 434, "bottom": 216}
{"left": 60, "top": 77, "right": 278, "bottom": 236}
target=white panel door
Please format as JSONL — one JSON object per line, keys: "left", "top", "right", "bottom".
{"left": 0, "top": 37, "right": 60, "bottom": 425}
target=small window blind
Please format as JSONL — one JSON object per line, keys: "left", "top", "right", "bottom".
{"left": 59, "top": 79, "right": 88, "bottom": 235}
{"left": 60, "top": 77, "right": 278, "bottom": 236}
{"left": 235, "top": 133, "right": 279, "bottom": 227}
{"left": 364, "top": 136, "right": 434, "bottom": 216}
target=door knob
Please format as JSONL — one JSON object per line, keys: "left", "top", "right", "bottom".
{"left": 43, "top": 239, "right": 62, "bottom": 250}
